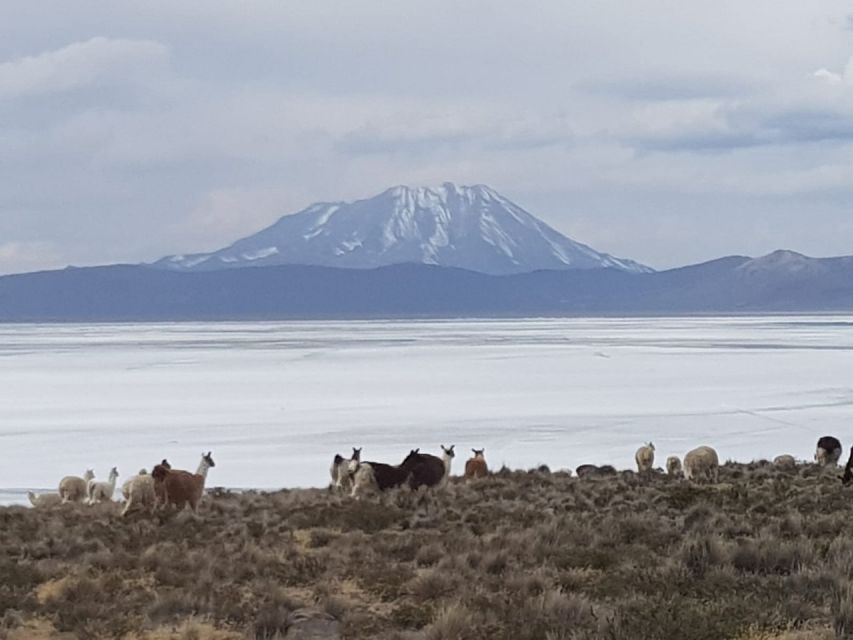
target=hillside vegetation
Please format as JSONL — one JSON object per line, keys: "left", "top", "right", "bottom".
{"left": 1, "top": 463, "right": 851, "bottom": 639}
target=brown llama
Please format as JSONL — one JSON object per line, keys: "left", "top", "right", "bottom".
{"left": 152, "top": 453, "right": 214, "bottom": 512}
{"left": 465, "top": 449, "right": 489, "bottom": 480}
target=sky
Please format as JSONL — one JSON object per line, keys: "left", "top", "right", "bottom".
{"left": 1, "top": 1, "right": 852, "bottom": 274}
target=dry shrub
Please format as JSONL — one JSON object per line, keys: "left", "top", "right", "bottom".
{"left": 0, "top": 462, "right": 850, "bottom": 639}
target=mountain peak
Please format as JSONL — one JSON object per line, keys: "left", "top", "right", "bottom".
{"left": 155, "top": 184, "right": 652, "bottom": 275}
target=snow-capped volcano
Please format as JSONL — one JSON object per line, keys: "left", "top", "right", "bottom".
{"left": 156, "top": 183, "right": 651, "bottom": 275}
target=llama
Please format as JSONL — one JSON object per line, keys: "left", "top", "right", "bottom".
{"left": 815, "top": 436, "right": 842, "bottom": 467}
{"left": 666, "top": 455, "right": 682, "bottom": 477}
{"left": 122, "top": 468, "right": 150, "bottom": 501}
{"left": 151, "top": 453, "right": 214, "bottom": 512}
{"left": 349, "top": 452, "right": 424, "bottom": 499}
{"left": 58, "top": 469, "right": 95, "bottom": 503}
{"left": 773, "top": 454, "right": 796, "bottom": 468}
{"left": 683, "top": 446, "right": 719, "bottom": 482}
{"left": 122, "top": 473, "right": 158, "bottom": 516}
{"left": 440, "top": 445, "right": 455, "bottom": 485}
{"left": 331, "top": 447, "right": 361, "bottom": 491}
{"left": 635, "top": 442, "right": 655, "bottom": 473}
{"left": 28, "top": 491, "right": 62, "bottom": 508}
{"left": 405, "top": 449, "right": 446, "bottom": 490}
{"left": 87, "top": 467, "right": 119, "bottom": 504}
{"left": 464, "top": 449, "right": 489, "bottom": 480}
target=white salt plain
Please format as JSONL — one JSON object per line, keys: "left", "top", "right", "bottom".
{"left": 2, "top": 316, "right": 853, "bottom": 505}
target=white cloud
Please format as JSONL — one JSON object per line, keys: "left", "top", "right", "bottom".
{"left": 814, "top": 57, "right": 853, "bottom": 85}
{"left": 0, "top": 36, "right": 169, "bottom": 99}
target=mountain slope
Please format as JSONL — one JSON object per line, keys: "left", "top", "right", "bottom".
{"left": 2, "top": 251, "right": 853, "bottom": 321}
{"left": 155, "top": 183, "right": 651, "bottom": 275}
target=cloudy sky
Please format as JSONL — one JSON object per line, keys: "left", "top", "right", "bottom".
{"left": 1, "top": 1, "right": 852, "bottom": 274}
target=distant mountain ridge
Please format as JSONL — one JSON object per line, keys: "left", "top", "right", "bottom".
{"left": 155, "top": 183, "right": 651, "bottom": 275}
{"left": 2, "top": 250, "right": 853, "bottom": 321}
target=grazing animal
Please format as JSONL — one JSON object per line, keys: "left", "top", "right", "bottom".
{"left": 666, "top": 456, "right": 683, "bottom": 477}
{"left": 465, "top": 449, "right": 489, "bottom": 480}
{"left": 28, "top": 491, "right": 62, "bottom": 508}
{"left": 59, "top": 469, "right": 95, "bottom": 503}
{"left": 331, "top": 447, "right": 361, "bottom": 491}
{"left": 122, "top": 468, "right": 150, "bottom": 501}
{"left": 152, "top": 453, "right": 214, "bottom": 512}
{"left": 121, "top": 460, "right": 169, "bottom": 501}
{"left": 405, "top": 449, "right": 446, "bottom": 490}
{"left": 350, "top": 462, "right": 408, "bottom": 498}
{"left": 440, "top": 445, "right": 455, "bottom": 484}
{"left": 841, "top": 447, "right": 853, "bottom": 485}
{"left": 635, "top": 442, "right": 655, "bottom": 473}
{"left": 683, "top": 446, "right": 719, "bottom": 482}
{"left": 575, "top": 464, "right": 617, "bottom": 478}
{"left": 773, "top": 454, "right": 796, "bottom": 468}
{"left": 349, "top": 452, "right": 428, "bottom": 498}
{"left": 122, "top": 473, "right": 159, "bottom": 516}
{"left": 815, "top": 436, "right": 842, "bottom": 467}
{"left": 87, "top": 467, "right": 119, "bottom": 504}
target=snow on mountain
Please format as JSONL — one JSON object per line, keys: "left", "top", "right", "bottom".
{"left": 156, "top": 183, "right": 652, "bottom": 275}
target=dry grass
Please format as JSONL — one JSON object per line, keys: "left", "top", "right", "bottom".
{"left": 1, "top": 462, "right": 852, "bottom": 639}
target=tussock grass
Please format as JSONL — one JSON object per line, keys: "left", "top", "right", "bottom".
{"left": 0, "top": 462, "right": 851, "bottom": 638}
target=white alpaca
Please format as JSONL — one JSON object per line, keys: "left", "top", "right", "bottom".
{"left": 28, "top": 491, "right": 62, "bottom": 508}
{"left": 331, "top": 448, "right": 361, "bottom": 491}
{"left": 666, "top": 455, "right": 682, "bottom": 477}
{"left": 440, "top": 444, "right": 455, "bottom": 485}
{"left": 773, "top": 454, "right": 796, "bottom": 468}
{"left": 635, "top": 442, "right": 655, "bottom": 473}
{"left": 87, "top": 467, "right": 119, "bottom": 504}
{"left": 59, "top": 469, "right": 94, "bottom": 503}
{"left": 350, "top": 463, "right": 378, "bottom": 500}
{"left": 683, "top": 446, "right": 719, "bottom": 482}
{"left": 122, "top": 468, "right": 149, "bottom": 501}
{"left": 121, "top": 474, "right": 158, "bottom": 516}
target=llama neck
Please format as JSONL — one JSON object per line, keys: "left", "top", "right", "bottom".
{"left": 442, "top": 455, "right": 453, "bottom": 479}
{"left": 196, "top": 460, "right": 209, "bottom": 479}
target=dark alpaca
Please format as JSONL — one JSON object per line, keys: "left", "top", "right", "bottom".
{"left": 816, "top": 436, "right": 842, "bottom": 466}
{"left": 354, "top": 459, "right": 415, "bottom": 491}
{"left": 403, "top": 449, "right": 445, "bottom": 490}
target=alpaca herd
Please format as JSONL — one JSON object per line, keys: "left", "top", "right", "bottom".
{"left": 24, "top": 434, "right": 853, "bottom": 512}
{"left": 28, "top": 452, "right": 216, "bottom": 516}
{"left": 330, "top": 434, "right": 853, "bottom": 498}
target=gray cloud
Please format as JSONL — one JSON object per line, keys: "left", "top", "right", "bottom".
{"left": 1, "top": 2, "right": 853, "bottom": 274}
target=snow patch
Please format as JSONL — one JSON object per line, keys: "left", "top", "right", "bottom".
{"left": 241, "top": 247, "right": 279, "bottom": 261}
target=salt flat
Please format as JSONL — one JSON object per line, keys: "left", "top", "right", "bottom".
{"left": 1, "top": 316, "right": 852, "bottom": 505}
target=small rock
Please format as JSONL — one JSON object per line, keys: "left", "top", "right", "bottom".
{"left": 285, "top": 609, "right": 341, "bottom": 640}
